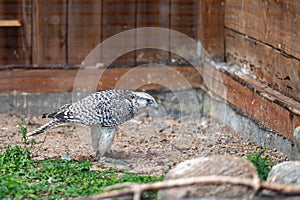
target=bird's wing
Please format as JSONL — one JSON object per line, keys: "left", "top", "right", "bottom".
{"left": 42, "top": 103, "right": 72, "bottom": 119}
{"left": 91, "top": 125, "right": 116, "bottom": 158}
{"left": 94, "top": 92, "right": 134, "bottom": 126}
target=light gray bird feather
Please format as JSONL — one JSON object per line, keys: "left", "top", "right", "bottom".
{"left": 27, "top": 89, "right": 158, "bottom": 158}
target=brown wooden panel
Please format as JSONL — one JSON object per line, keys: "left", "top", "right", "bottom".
{"left": 198, "top": 0, "right": 225, "bottom": 61}
{"left": 136, "top": 0, "right": 170, "bottom": 63}
{"left": 32, "top": 0, "right": 67, "bottom": 65}
{"left": 225, "top": 0, "right": 300, "bottom": 60}
{"left": 68, "top": 0, "right": 101, "bottom": 65}
{"left": 102, "top": 0, "right": 136, "bottom": 66}
{"left": 170, "top": 0, "right": 198, "bottom": 64}
{"left": 0, "top": 66, "right": 202, "bottom": 93}
{"left": 225, "top": 29, "right": 300, "bottom": 102}
{"left": 0, "top": 0, "right": 31, "bottom": 66}
{"left": 203, "top": 62, "right": 300, "bottom": 141}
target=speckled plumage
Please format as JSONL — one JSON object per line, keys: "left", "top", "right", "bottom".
{"left": 27, "top": 89, "right": 158, "bottom": 158}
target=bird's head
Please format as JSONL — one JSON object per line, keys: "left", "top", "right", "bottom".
{"left": 131, "top": 91, "right": 158, "bottom": 111}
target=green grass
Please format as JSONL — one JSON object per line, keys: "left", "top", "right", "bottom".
{"left": 246, "top": 148, "right": 274, "bottom": 180}
{"left": 0, "top": 123, "right": 163, "bottom": 199}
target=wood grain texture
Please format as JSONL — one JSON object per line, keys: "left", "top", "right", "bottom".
{"left": 0, "top": 66, "right": 202, "bottom": 93}
{"left": 225, "top": 29, "right": 300, "bottom": 102}
{"left": 68, "top": 0, "right": 101, "bottom": 65}
{"left": 170, "top": 0, "right": 198, "bottom": 65}
{"left": 0, "top": 20, "right": 21, "bottom": 27}
{"left": 136, "top": 0, "right": 170, "bottom": 63}
{"left": 32, "top": 0, "right": 67, "bottom": 65}
{"left": 0, "top": 0, "right": 31, "bottom": 65}
{"left": 225, "top": 0, "right": 300, "bottom": 60}
{"left": 198, "top": 0, "right": 225, "bottom": 61}
{"left": 102, "top": 0, "right": 136, "bottom": 66}
{"left": 203, "top": 62, "right": 300, "bottom": 141}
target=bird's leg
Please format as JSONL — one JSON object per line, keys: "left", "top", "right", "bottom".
{"left": 90, "top": 126, "right": 131, "bottom": 167}
{"left": 91, "top": 126, "right": 115, "bottom": 158}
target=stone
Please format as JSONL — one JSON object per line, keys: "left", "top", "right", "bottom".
{"left": 157, "top": 155, "right": 257, "bottom": 199}
{"left": 267, "top": 161, "right": 300, "bottom": 185}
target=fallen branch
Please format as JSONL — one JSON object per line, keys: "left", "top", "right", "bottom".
{"left": 77, "top": 175, "right": 300, "bottom": 200}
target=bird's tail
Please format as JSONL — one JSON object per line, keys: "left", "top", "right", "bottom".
{"left": 27, "top": 119, "right": 63, "bottom": 138}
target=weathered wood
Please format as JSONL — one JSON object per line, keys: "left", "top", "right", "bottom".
{"left": 171, "top": 0, "right": 198, "bottom": 39}
{"left": 0, "top": 20, "right": 21, "bottom": 27}
{"left": 0, "top": 66, "right": 203, "bottom": 93}
{"left": 170, "top": 0, "right": 198, "bottom": 65}
{"left": 203, "top": 62, "right": 300, "bottom": 140}
{"left": 136, "top": 0, "right": 170, "bottom": 63}
{"left": 102, "top": 0, "right": 136, "bottom": 66}
{"left": 68, "top": 0, "right": 101, "bottom": 65}
{"left": 32, "top": 0, "right": 67, "bottom": 65}
{"left": 225, "top": 29, "right": 300, "bottom": 102}
{"left": 0, "top": 0, "right": 30, "bottom": 66}
{"left": 198, "top": 0, "right": 225, "bottom": 61}
{"left": 225, "top": 0, "right": 300, "bottom": 60}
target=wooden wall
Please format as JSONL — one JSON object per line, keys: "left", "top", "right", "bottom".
{"left": 225, "top": 0, "right": 300, "bottom": 102}
{"left": 0, "top": 0, "right": 204, "bottom": 67}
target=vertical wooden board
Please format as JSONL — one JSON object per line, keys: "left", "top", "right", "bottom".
{"left": 225, "top": 29, "right": 300, "bottom": 102}
{"left": 170, "top": 0, "right": 199, "bottom": 65}
{"left": 136, "top": 0, "right": 170, "bottom": 63}
{"left": 32, "top": 0, "right": 67, "bottom": 66}
{"left": 170, "top": 0, "right": 198, "bottom": 39}
{"left": 0, "top": 0, "right": 31, "bottom": 66}
{"left": 225, "top": 0, "right": 300, "bottom": 60}
{"left": 68, "top": 0, "right": 101, "bottom": 65}
{"left": 198, "top": 0, "right": 225, "bottom": 61}
{"left": 102, "top": 0, "right": 136, "bottom": 67}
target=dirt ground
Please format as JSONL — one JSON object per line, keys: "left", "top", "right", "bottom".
{"left": 0, "top": 113, "right": 288, "bottom": 176}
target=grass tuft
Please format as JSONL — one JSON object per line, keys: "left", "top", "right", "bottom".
{"left": 0, "top": 122, "right": 163, "bottom": 199}
{"left": 246, "top": 148, "right": 274, "bottom": 180}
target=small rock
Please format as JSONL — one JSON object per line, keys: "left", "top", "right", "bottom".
{"left": 264, "top": 161, "right": 300, "bottom": 197}
{"left": 267, "top": 161, "right": 300, "bottom": 185}
{"left": 157, "top": 155, "right": 257, "bottom": 200}
{"left": 293, "top": 126, "right": 300, "bottom": 153}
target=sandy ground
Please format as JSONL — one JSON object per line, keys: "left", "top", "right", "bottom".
{"left": 0, "top": 113, "right": 288, "bottom": 176}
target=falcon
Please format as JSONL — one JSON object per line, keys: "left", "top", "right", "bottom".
{"left": 27, "top": 89, "right": 158, "bottom": 159}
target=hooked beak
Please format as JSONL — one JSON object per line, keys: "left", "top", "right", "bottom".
{"left": 149, "top": 101, "right": 159, "bottom": 110}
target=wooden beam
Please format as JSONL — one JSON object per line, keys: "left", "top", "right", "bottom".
{"left": 225, "top": 0, "right": 300, "bottom": 59}
{"left": 203, "top": 62, "right": 300, "bottom": 141}
{"left": 0, "top": 66, "right": 203, "bottom": 94}
{"left": 225, "top": 28, "right": 300, "bottom": 102}
{"left": 0, "top": 20, "right": 21, "bottom": 27}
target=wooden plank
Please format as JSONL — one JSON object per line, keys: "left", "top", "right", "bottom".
{"left": 198, "top": 0, "right": 225, "bottom": 61}
{"left": 136, "top": 0, "right": 170, "bottom": 63}
{"left": 32, "top": 0, "right": 67, "bottom": 65}
{"left": 0, "top": 66, "right": 203, "bottom": 93}
{"left": 0, "top": 20, "right": 21, "bottom": 27}
{"left": 225, "top": 29, "right": 300, "bottom": 102}
{"left": 170, "top": 0, "right": 198, "bottom": 65}
{"left": 225, "top": 0, "right": 300, "bottom": 60}
{"left": 0, "top": 0, "right": 31, "bottom": 66}
{"left": 203, "top": 62, "right": 300, "bottom": 141}
{"left": 68, "top": 0, "right": 101, "bottom": 65}
{"left": 102, "top": 0, "right": 136, "bottom": 66}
